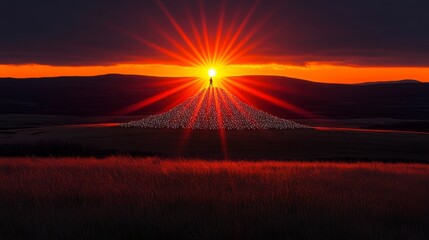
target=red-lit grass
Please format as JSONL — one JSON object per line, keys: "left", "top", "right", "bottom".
{"left": 0, "top": 157, "right": 428, "bottom": 239}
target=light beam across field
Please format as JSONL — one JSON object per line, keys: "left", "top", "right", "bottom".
{"left": 115, "top": 0, "right": 315, "bottom": 155}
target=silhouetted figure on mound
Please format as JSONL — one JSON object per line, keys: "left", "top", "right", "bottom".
{"left": 209, "top": 77, "right": 213, "bottom": 87}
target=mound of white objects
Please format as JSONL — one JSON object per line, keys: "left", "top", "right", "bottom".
{"left": 121, "top": 87, "right": 309, "bottom": 130}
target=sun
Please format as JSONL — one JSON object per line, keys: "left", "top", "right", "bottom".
{"left": 196, "top": 66, "right": 225, "bottom": 88}
{"left": 208, "top": 68, "right": 217, "bottom": 77}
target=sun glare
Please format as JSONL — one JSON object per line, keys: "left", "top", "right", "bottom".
{"left": 116, "top": 0, "right": 314, "bottom": 120}
{"left": 208, "top": 68, "right": 217, "bottom": 77}
{"left": 196, "top": 65, "right": 225, "bottom": 88}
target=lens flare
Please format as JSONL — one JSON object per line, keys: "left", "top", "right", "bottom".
{"left": 116, "top": 0, "right": 315, "bottom": 132}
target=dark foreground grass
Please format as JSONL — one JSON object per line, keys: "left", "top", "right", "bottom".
{"left": 0, "top": 157, "right": 428, "bottom": 239}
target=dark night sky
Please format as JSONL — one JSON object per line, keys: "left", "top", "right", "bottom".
{"left": 1, "top": 0, "right": 428, "bottom": 66}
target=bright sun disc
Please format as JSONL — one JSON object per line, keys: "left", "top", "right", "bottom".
{"left": 208, "top": 68, "right": 217, "bottom": 77}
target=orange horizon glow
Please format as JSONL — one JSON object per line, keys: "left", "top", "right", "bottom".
{"left": 1, "top": 63, "right": 429, "bottom": 84}
{"left": 2, "top": 0, "right": 428, "bottom": 84}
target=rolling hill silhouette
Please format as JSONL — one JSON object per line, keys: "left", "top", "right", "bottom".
{"left": 1, "top": 74, "right": 428, "bottom": 119}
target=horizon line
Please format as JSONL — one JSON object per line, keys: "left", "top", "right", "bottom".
{"left": 1, "top": 63, "right": 428, "bottom": 84}
{"left": 0, "top": 72, "right": 424, "bottom": 85}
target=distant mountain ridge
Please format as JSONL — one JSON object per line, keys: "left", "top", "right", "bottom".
{"left": 1, "top": 74, "right": 428, "bottom": 119}
{"left": 359, "top": 79, "right": 421, "bottom": 85}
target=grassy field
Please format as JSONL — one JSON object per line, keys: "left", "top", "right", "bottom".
{"left": 1, "top": 124, "right": 428, "bottom": 162}
{"left": 0, "top": 157, "right": 428, "bottom": 239}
